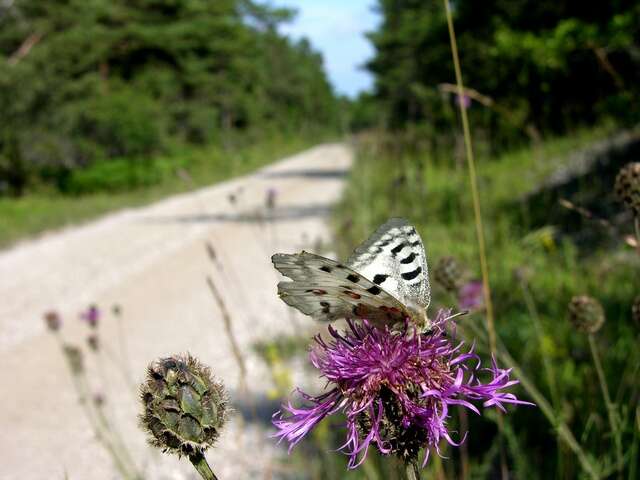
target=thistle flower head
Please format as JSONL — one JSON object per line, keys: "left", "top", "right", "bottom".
{"left": 80, "top": 304, "right": 100, "bottom": 328}
{"left": 433, "top": 256, "right": 464, "bottom": 293}
{"left": 272, "top": 310, "right": 530, "bottom": 468}
{"left": 43, "top": 310, "right": 61, "bottom": 332}
{"left": 458, "top": 280, "right": 484, "bottom": 311}
{"left": 568, "top": 295, "right": 605, "bottom": 334}
{"left": 139, "top": 354, "right": 228, "bottom": 457}
{"left": 614, "top": 162, "right": 640, "bottom": 217}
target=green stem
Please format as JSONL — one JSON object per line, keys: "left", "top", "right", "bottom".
{"left": 635, "top": 217, "right": 640, "bottom": 256}
{"left": 518, "top": 278, "right": 564, "bottom": 477}
{"left": 442, "top": 0, "right": 496, "bottom": 352}
{"left": 463, "top": 319, "right": 600, "bottom": 480}
{"left": 189, "top": 452, "right": 219, "bottom": 480}
{"left": 71, "top": 372, "right": 135, "bottom": 480}
{"left": 443, "top": 4, "right": 506, "bottom": 476}
{"left": 404, "top": 460, "right": 421, "bottom": 480}
{"left": 588, "top": 334, "right": 623, "bottom": 478}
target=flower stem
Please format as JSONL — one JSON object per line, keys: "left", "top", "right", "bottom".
{"left": 189, "top": 452, "right": 219, "bottom": 480}
{"left": 442, "top": 0, "right": 496, "bottom": 353}
{"left": 517, "top": 277, "right": 564, "bottom": 477}
{"left": 404, "top": 460, "right": 421, "bottom": 480}
{"left": 634, "top": 217, "right": 640, "bottom": 255}
{"left": 463, "top": 319, "right": 601, "bottom": 479}
{"left": 588, "top": 334, "right": 623, "bottom": 478}
{"left": 443, "top": 2, "right": 506, "bottom": 477}
{"left": 206, "top": 275, "right": 248, "bottom": 392}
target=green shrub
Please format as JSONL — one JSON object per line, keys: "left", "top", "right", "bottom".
{"left": 69, "top": 88, "right": 166, "bottom": 161}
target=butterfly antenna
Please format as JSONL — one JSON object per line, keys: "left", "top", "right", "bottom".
{"left": 445, "top": 310, "right": 469, "bottom": 321}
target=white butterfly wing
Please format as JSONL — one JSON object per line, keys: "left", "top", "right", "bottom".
{"left": 272, "top": 251, "right": 412, "bottom": 326}
{"left": 346, "top": 218, "right": 430, "bottom": 318}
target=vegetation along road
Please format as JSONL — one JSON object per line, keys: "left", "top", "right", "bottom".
{"left": 0, "top": 144, "right": 352, "bottom": 479}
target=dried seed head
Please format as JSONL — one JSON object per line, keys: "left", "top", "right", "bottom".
{"left": 614, "top": 162, "right": 640, "bottom": 217}
{"left": 139, "top": 354, "right": 228, "bottom": 457}
{"left": 87, "top": 334, "right": 99, "bottom": 352}
{"left": 44, "top": 311, "right": 61, "bottom": 332}
{"left": 433, "top": 256, "right": 464, "bottom": 293}
{"left": 632, "top": 296, "right": 640, "bottom": 327}
{"left": 568, "top": 295, "right": 605, "bottom": 334}
{"left": 62, "top": 345, "right": 84, "bottom": 376}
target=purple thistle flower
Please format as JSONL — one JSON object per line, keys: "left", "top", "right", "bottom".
{"left": 80, "top": 304, "right": 100, "bottom": 328}
{"left": 272, "top": 309, "right": 531, "bottom": 469}
{"left": 458, "top": 280, "right": 484, "bottom": 311}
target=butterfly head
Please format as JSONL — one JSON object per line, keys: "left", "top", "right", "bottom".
{"left": 407, "top": 305, "right": 431, "bottom": 332}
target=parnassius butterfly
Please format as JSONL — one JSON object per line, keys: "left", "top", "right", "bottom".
{"left": 272, "top": 218, "right": 431, "bottom": 330}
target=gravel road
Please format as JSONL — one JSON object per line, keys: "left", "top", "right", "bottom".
{"left": 0, "top": 143, "right": 352, "bottom": 480}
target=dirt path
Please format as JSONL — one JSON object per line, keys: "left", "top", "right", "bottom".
{"left": 0, "top": 144, "right": 352, "bottom": 480}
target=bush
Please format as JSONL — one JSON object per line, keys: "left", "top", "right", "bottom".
{"left": 69, "top": 87, "right": 166, "bottom": 161}
{"left": 61, "top": 156, "right": 182, "bottom": 194}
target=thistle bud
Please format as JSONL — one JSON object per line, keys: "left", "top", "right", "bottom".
{"left": 614, "top": 162, "right": 640, "bottom": 217}
{"left": 93, "top": 392, "right": 106, "bottom": 407}
{"left": 632, "top": 296, "right": 640, "bottom": 327}
{"left": 433, "top": 256, "right": 464, "bottom": 293}
{"left": 43, "top": 311, "right": 61, "bottom": 332}
{"left": 139, "top": 354, "right": 228, "bottom": 458}
{"left": 87, "top": 334, "right": 99, "bottom": 352}
{"left": 568, "top": 295, "right": 605, "bottom": 334}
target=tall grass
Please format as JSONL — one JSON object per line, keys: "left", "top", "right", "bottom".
{"left": 325, "top": 126, "right": 639, "bottom": 478}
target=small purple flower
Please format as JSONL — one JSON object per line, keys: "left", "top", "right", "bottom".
{"left": 458, "top": 280, "right": 484, "bottom": 311}
{"left": 80, "top": 304, "right": 100, "bottom": 328}
{"left": 272, "top": 310, "right": 531, "bottom": 468}
{"left": 456, "top": 94, "right": 471, "bottom": 109}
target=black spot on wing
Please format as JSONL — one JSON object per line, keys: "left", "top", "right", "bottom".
{"left": 372, "top": 274, "right": 389, "bottom": 285}
{"left": 320, "top": 265, "right": 332, "bottom": 273}
{"left": 410, "top": 240, "right": 421, "bottom": 247}
{"left": 390, "top": 242, "right": 405, "bottom": 256}
{"left": 400, "top": 252, "right": 416, "bottom": 264}
{"left": 401, "top": 267, "right": 422, "bottom": 281}
{"left": 347, "top": 274, "right": 360, "bottom": 283}
{"left": 367, "top": 286, "right": 382, "bottom": 295}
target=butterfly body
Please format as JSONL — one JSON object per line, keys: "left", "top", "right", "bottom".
{"left": 272, "top": 218, "right": 432, "bottom": 331}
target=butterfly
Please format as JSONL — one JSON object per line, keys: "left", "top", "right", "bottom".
{"left": 272, "top": 218, "right": 431, "bottom": 330}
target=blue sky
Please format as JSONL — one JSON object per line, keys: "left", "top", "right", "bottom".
{"left": 269, "top": 0, "right": 379, "bottom": 97}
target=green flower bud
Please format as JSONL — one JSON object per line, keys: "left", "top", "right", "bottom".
{"left": 568, "top": 295, "right": 605, "bottom": 334}
{"left": 433, "top": 256, "right": 464, "bottom": 293}
{"left": 139, "top": 354, "right": 228, "bottom": 458}
{"left": 614, "top": 162, "right": 640, "bottom": 217}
